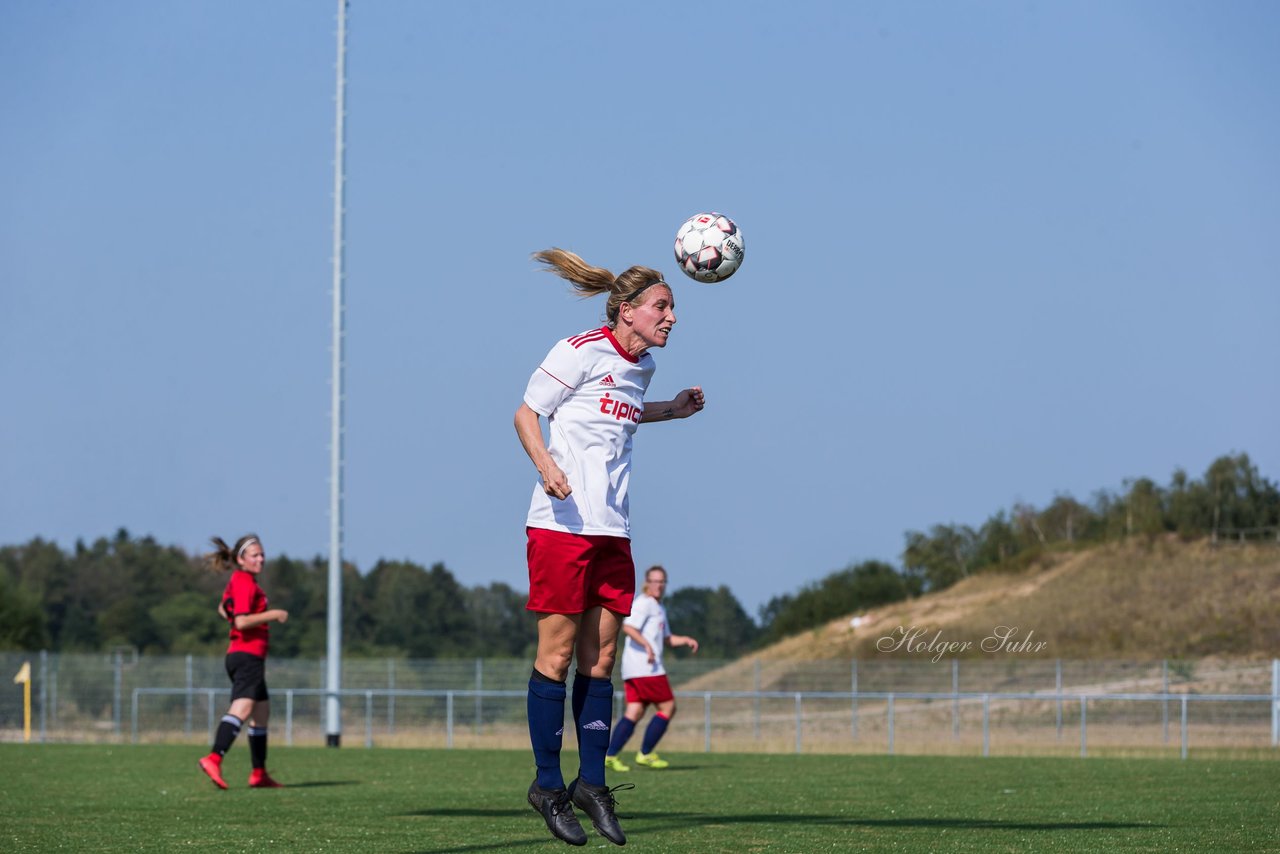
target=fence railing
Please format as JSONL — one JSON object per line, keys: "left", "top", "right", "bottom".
{"left": 127, "top": 686, "right": 1280, "bottom": 759}
{"left": 1211, "top": 525, "right": 1280, "bottom": 545}
{"left": 6, "top": 653, "right": 1280, "bottom": 758}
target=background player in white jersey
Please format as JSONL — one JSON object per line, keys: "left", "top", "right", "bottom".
{"left": 516, "top": 248, "right": 705, "bottom": 847}
{"left": 605, "top": 565, "right": 699, "bottom": 771}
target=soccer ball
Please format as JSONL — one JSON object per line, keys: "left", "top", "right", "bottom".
{"left": 673, "top": 212, "right": 744, "bottom": 283}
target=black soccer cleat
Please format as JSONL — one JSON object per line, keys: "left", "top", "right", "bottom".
{"left": 528, "top": 779, "right": 587, "bottom": 846}
{"left": 568, "top": 778, "right": 633, "bottom": 846}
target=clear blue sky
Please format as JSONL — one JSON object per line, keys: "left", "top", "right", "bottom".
{"left": 2, "top": 1, "right": 1277, "bottom": 617}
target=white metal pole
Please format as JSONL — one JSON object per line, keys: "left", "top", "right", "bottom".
{"left": 326, "top": 0, "right": 349, "bottom": 748}
{"left": 850, "top": 659, "right": 857, "bottom": 740}
{"left": 1181, "top": 695, "right": 1188, "bottom": 759}
{"left": 1272, "top": 659, "right": 1278, "bottom": 747}
{"left": 952, "top": 659, "right": 960, "bottom": 739}
{"left": 39, "top": 650, "right": 47, "bottom": 743}
{"left": 1162, "top": 659, "right": 1169, "bottom": 744}
{"left": 1055, "top": 659, "right": 1063, "bottom": 740}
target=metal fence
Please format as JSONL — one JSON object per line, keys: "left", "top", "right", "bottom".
{"left": 4, "top": 652, "right": 1279, "bottom": 758}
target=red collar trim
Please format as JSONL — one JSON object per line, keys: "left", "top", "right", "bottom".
{"left": 601, "top": 326, "right": 640, "bottom": 363}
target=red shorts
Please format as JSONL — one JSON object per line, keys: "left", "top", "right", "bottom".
{"left": 625, "top": 675, "right": 674, "bottom": 704}
{"left": 525, "top": 527, "right": 636, "bottom": 615}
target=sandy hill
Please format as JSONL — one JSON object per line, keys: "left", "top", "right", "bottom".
{"left": 693, "top": 539, "right": 1280, "bottom": 692}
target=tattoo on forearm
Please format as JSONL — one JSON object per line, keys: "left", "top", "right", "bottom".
{"left": 662, "top": 408, "right": 674, "bottom": 419}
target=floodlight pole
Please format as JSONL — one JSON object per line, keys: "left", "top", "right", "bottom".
{"left": 326, "top": 0, "right": 349, "bottom": 749}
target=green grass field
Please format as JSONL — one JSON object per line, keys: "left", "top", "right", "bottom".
{"left": 2, "top": 744, "right": 1278, "bottom": 852}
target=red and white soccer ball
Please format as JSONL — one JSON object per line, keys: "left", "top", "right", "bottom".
{"left": 673, "top": 212, "right": 744, "bottom": 283}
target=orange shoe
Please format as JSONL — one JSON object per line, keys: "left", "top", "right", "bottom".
{"left": 248, "top": 768, "right": 284, "bottom": 788}
{"left": 198, "top": 755, "right": 228, "bottom": 789}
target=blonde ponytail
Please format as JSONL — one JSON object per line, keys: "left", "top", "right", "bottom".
{"left": 533, "top": 248, "right": 667, "bottom": 326}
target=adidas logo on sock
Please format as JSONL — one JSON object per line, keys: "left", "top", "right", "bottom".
{"left": 555, "top": 727, "right": 564, "bottom": 736}
{"left": 581, "top": 720, "right": 609, "bottom": 731}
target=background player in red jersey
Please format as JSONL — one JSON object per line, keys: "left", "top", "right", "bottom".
{"left": 605, "top": 564, "right": 699, "bottom": 772}
{"left": 516, "top": 248, "right": 705, "bottom": 847}
{"left": 197, "top": 534, "right": 289, "bottom": 789}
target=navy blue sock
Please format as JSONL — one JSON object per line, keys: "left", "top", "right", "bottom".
{"left": 640, "top": 712, "right": 670, "bottom": 754}
{"left": 528, "top": 674, "right": 567, "bottom": 790}
{"left": 607, "top": 716, "right": 636, "bottom": 757}
{"left": 572, "top": 672, "right": 614, "bottom": 787}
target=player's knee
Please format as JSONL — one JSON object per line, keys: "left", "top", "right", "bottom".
{"left": 536, "top": 649, "right": 574, "bottom": 682}
{"left": 579, "top": 660, "right": 616, "bottom": 680}
{"left": 575, "top": 640, "right": 616, "bottom": 677}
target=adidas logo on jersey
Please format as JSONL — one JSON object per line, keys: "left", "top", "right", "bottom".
{"left": 581, "top": 719, "right": 609, "bottom": 731}
{"left": 600, "top": 374, "right": 616, "bottom": 388}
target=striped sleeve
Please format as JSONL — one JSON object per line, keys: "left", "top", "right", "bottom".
{"left": 523, "top": 337, "right": 587, "bottom": 417}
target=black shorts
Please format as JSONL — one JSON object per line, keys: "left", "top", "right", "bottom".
{"left": 226, "top": 652, "right": 270, "bottom": 703}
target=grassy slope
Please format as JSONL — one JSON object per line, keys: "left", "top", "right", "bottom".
{"left": 756, "top": 539, "right": 1280, "bottom": 664}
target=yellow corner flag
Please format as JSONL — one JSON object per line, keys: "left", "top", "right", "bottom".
{"left": 14, "top": 661, "right": 31, "bottom": 742}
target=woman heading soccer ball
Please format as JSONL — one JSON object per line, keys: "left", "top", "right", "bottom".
{"left": 197, "top": 534, "right": 289, "bottom": 790}
{"left": 516, "top": 248, "right": 705, "bottom": 846}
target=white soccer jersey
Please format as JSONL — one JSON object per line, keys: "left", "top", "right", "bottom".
{"left": 524, "top": 326, "right": 656, "bottom": 537}
{"left": 621, "top": 593, "right": 670, "bottom": 679}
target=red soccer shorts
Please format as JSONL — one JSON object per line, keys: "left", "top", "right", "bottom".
{"left": 625, "top": 674, "right": 674, "bottom": 704}
{"left": 525, "top": 527, "right": 636, "bottom": 615}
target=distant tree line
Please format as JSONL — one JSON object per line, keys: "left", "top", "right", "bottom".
{"left": 1, "top": 453, "right": 1274, "bottom": 656}
{"left": 0, "top": 531, "right": 763, "bottom": 659}
{"left": 898, "top": 452, "right": 1279, "bottom": 591}
{"left": 0, "top": 533, "right": 543, "bottom": 659}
